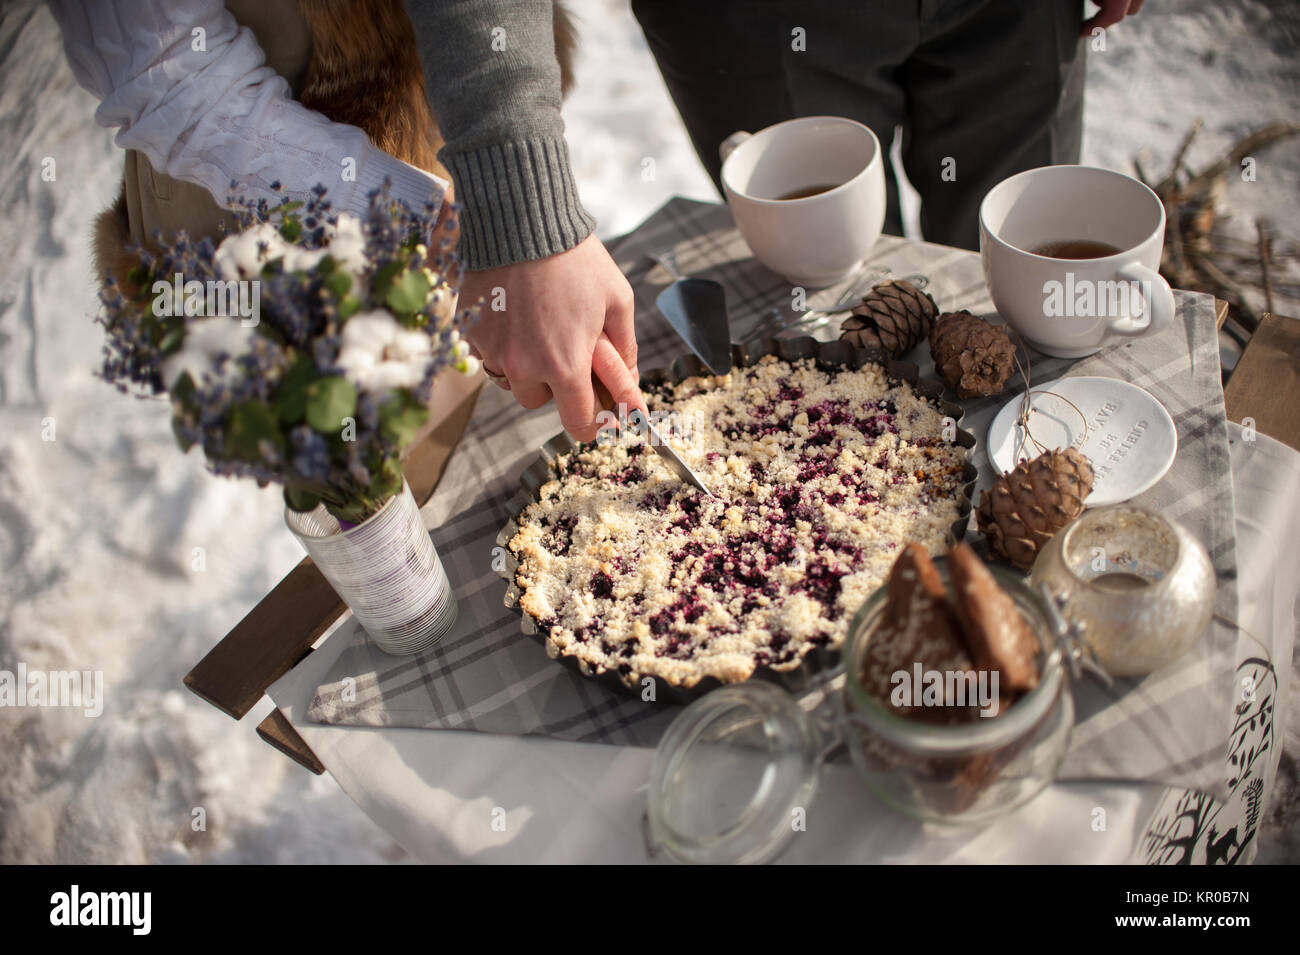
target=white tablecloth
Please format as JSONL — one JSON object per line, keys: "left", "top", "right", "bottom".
{"left": 269, "top": 404, "right": 1299, "bottom": 864}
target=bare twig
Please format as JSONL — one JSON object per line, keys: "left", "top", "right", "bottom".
{"left": 1134, "top": 155, "right": 1152, "bottom": 188}
{"left": 1257, "top": 218, "right": 1276, "bottom": 314}
{"left": 1191, "top": 179, "right": 1222, "bottom": 243}
{"left": 1156, "top": 119, "right": 1204, "bottom": 197}
{"left": 1213, "top": 241, "right": 1299, "bottom": 263}
{"left": 1189, "top": 249, "right": 1261, "bottom": 330}
{"left": 1177, "top": 122, "right": 1300, "bottom": 201}
{"left": 1139, "top": 121, "right": 1300, "bottom": 338}
{"left": 1167, "top": 216, "right": 1190, "bottom": 287}
{"left": 1212, "top": 231, "right": 1297, "bottom": 252}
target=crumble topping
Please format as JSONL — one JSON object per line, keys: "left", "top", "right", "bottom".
{"left": 508, "top": 356, "right": 967, "bottom": 688}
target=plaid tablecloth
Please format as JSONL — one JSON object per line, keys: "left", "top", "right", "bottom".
{"left": 307, "top": 197, "right": 1252, "bottom": 800}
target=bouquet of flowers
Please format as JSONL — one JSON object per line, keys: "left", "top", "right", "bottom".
{"left": 99, "top": 183, "right": 478, "bottom": 524}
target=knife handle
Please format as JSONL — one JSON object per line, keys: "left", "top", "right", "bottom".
{"left": 591, "top": 372, "right": 616, "bottom": 414}
{"left": 592, "top": 372, "right": 650, "bottom": 441}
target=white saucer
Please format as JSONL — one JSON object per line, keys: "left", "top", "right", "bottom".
{"left": 986, "top": 376, "right": 1177, "bottom": 507}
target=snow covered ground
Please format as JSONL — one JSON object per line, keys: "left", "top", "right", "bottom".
{"left": 1, "top": 0, "right": 1295, "bottom": 864}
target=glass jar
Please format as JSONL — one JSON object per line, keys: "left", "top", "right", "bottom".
{"left": 646, "top": 557, "right": 1080, "bottom": 861}
{"left": 1029, "top": 505, "right": 1215, "bottom": 677}
{"left": 646, "top": 682, "right": 828, "bottom": 865}
{"left": 841, "top": 560, "right": 1074, "bottom": 824}
{"left": 285, "top": 479, "right": 458, "bottom": 655}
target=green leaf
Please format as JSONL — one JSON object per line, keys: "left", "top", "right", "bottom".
{"left": 324, "top": 268, "right": 352, "bottom": 300}
{"left": 157, "top": 315, "right": 186, "bottom": 355}
{"left": 225, "top": 400, "right": 282, "bottom": 461}
{"left": 279, "top": 217, "right": 302, "bottom": 243}
{"left": 337, "top": 295, "right": 361, "bottom": 320}
{"left": 127, "top": 265, "right": 150, "bottom": 293}
{"left": 328, "top": 497, "right": 374, "bottom": 525}
{"left": 169, "top": 373, "right": 199, "bottom": 453}
{"left": 171, "top": 415, "right": 195, "bottom": 453}
{"left": 304, "top": 375, "right": 357, "bottom": 434}
{"left": 368, "top": 455, "right": 404, "bottom": 503}
{"left": 276, "top": 354, "right": 317, "bottom": 425}
{"left": 370, "top": 261, "right": 402, "bottom": 299}
{"left": 283, "top": 482, "right": 322, "bottom": 513}
{"left": 379, "top": 392, "right": 428, "bottom": 448}
{"left": 158, "top": 327, "right": 184, "bottom": 355}
{"left": 170, "top": 370, "right": 197, "bottom": 408}
{"left": 385, "top": 268, "right": 430, "bottom": 317}
{"left": 315, "top": 254, "right": 336, "bottom": 275}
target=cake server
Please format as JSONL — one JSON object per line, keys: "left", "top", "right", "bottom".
{"left": 653, "top": 250, "right": 732, "bottom": 375}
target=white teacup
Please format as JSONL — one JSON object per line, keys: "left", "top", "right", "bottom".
{"left": 979, "top": 165, "right": 1175, "bottom": 358}
{"left": 720, "top": 116, "right": 886, "bottom": 289}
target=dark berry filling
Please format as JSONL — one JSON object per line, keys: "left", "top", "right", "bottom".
{"left": 521, "top": 359, "right": 964, "bottom": 683}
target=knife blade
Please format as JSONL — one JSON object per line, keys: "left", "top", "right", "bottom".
{"left": 591, "top": 374, "right": 713, "bottom": 497}
{"left": 629, "top": 408, "right": 713, "bottom": 496}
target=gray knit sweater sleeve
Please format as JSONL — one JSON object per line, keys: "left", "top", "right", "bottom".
{"left": 404, "top": 0, "right": 596, "bottom": 270}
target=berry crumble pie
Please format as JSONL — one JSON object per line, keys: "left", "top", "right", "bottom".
{"left": 508, "top": 356, "right": 968, "bottom": 689}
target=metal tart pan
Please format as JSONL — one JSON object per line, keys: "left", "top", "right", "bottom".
{"left": 492, "top": 336, "right": 979, "bottom": 706}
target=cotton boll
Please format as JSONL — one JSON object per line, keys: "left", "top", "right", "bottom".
{"left": 334, "top": 345, "right": 378, "bottom": 377}
{"left": 359, "top": 360, "right": 426, "bottom": 391}
{"left": 213, "top": 223, "right": 289, "bottom": 279}
{"left": 159, "top": 317, "right": 255, "bottom": 389}
{"left": 391, "top": 327, "right": 434, "bottom": 360}
{"left": 326, "top": 214, "right": 368, "bottom": 276}
{"left": 213, "top": 222, "right": 334, "bottom": 279}
{"left": 335, "top": 311, "right": 433, "bottom": 393}
{"left": 338, "top": 311, "right": 401, "bottom": 350}
{"left": 279, "top": 246, "right": 329, "bottom": 274}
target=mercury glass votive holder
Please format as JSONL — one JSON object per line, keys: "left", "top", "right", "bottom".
{"left": 1029, "top": 506, "right": 1215, "bottom": 677}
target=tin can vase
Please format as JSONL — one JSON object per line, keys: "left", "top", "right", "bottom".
{"left": 284, "top": 480, "right": 458, "bottom": 655}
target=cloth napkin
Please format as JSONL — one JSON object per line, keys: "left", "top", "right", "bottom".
{"left": 306, "top": 198, "right": 1245, "bottom": 798}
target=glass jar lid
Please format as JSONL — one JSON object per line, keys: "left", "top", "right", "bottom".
{"left": 646, "top": 681, "right": 826, "bottom": 865}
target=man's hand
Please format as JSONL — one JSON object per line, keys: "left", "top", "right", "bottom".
{"left": 1081, "top": 0, "right": 1145, "bottom": 37}
{"left": 459, "top": 234, "right": 644, "bottom": 441}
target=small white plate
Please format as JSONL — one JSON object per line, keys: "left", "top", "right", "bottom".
{"left": 986, "top": 376, "right": 1177, "bottom": 506}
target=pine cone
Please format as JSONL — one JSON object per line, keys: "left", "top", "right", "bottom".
{"left": 928, "top": 311, "right": 1016, "bottom": 398}
{"left": 839, "top": 279, "right": 938, "bottom": 358}
{"left": 977, "top": 448, "right": 1094, "bottom": 571}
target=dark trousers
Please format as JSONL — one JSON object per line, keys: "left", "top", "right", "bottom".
{"left": 631, "top": 0, "right": 1087, "bottom": 250}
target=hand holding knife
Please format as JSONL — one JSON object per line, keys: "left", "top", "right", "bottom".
{"left": 590, "top": 336, "right": 714, "bottom": 497}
